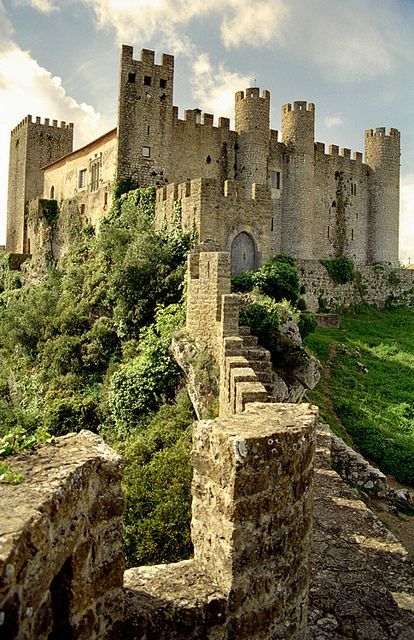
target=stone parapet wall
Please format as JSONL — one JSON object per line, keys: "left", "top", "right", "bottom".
{"left": 186, "top": 248, "right": 270, "bottom": 417}
{"left": 125, "top": 402, "right": 318, "bottom": 639}
{"left": 0, "top": 431, "right": 124, "bottom": 640}
{"left": 298, "top": 260, "right": 414, "bottom": 311}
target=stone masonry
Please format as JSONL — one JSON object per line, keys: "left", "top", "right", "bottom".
{"left": 0, "top": 430, "right": 124, "bottom": 640}
{"left": 6, "top": 45, "right": 401, "bottom": 269}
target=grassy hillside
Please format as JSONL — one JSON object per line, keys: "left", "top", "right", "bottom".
{"left": 305, "top": 306, "right": 414, "bottom": 485}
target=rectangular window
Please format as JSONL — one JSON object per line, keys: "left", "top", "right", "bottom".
{"left": 160, "top": 78, "right": 167, "bottom": 88}
{"left": 90, "top": 158, "right": 101, "bottom": 192}
{"left": 269, "top": 171, "right": 281, "bottom": 190}
{"left": 142, "top": 146, "right": 150, "bottom": 158}
{"left": 78, "top": 169, "right": 87, "bottom": 189}
{"left": 351, "top": 182, "right": 357, "bottom": 196}
{"left": 128, "top": 72, "right": 136, "bottom": 83}
{"left": 144, "top": 76, "right": 152, "bottom": 86}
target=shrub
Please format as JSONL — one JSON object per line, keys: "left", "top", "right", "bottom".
{"left": 118, "top": 402, "right": 194, "bottom": 567}
{"left": 252, "top": 255, "right": 300, "bottom": 303}
{"left": 298, "top": 312, "right": 317, "bottom": 339}
{"left": 108, "top": 304, "right": 184, "bottom": 435}
{"left": 231, "top": 270, "right": 255, "bottom": 293}
{"left": 321, "top": 256, "right": 355, "bottom": 284}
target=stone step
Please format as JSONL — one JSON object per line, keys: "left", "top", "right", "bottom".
{"left": 244, "top": 360, "right": 273, "bottom": 373}
{"left": 242, "top": 335, "right": 258, "bottom": 347}
{"left": 255, "top": 371, "right": 274, "bottom": 385}
{"left": 238, "top": 325, "right": 251, "bottom": 336}
{"left": 242, "top": 347, "right": 271, "bottom": 362}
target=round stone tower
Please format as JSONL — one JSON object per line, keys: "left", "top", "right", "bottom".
{"left": 235, "top": 88, "right": 270, "bottom": 193}
{"left": 281, "top": 101, "right": 315, "bottom": 260}
{"left": 365, "top": 127, "right": 400, "bottom": 265}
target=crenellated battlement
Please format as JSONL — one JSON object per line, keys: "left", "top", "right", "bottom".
{"left": 11, "top": 115, "right": 74, "bottom": 136}
{"left": 156, "top": 178, "right": 270, "bottom": 206}
{"left": 365, "top": 127, "right": 400, "bottom": 140}
{"left": 121, "top": 44, "right": 174, "bottom": 69}
{"left": 283, "top": 101, "right": 315, "bottom": 114}
{"left": 235, "top": 87, "right": 270, "bottom": 102}
{"left": 171, "top": 106, "right": 233, "bottom": 133}
{"left": 314, "top": 141, "right": 363, "bottom": 164}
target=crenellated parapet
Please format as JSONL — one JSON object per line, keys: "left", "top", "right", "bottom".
{"left": 314, "top": 141, "right": 364, "bottom": 165}
{"left": 11, "top": 115, "right": 74, "bottom": 136}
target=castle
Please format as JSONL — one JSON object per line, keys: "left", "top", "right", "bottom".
{"left": 6, "top": 45, "right": 401, "bottom": 270}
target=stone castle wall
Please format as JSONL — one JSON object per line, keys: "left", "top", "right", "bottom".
{"left": 298, "top": 260, "right": 414, "bottom": 311}
{"left": 312, "top": 145, "right": 369, "bottom": 265}
{"left": 0, "top": 411, "right": 317, "bottom": 640}
{"left": 156, "top": 179, "right": 273, "bottom": 266}
{"left": 0, "top": 431, "right": 124, "bottom": 639}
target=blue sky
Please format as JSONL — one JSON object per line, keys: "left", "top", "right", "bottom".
{"left": 0, "top": 0, "right": 413, "bottom": 261}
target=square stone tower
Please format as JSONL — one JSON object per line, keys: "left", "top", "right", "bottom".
{"left": 6, "top": 116, "right": 74, "bottom": 253}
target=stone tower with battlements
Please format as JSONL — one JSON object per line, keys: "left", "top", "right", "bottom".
{"left": 117, "top": 45, "right": 174, "bottom": 187}
{"left": 365, "top": 127, "right": 400, "bottom": 264}
{"left": 281, "top": 101, "right": 315, "bottom": 260}
{"left": 6, "top": 116, "right": 73, "bottom": 253}
{"left": 235, "top": 88, "right": 270, "bottom": 194}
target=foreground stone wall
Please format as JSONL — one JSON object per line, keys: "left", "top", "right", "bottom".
{"left": 0, "top": 431, "right": 124, "bottom": 640}
{"left": 125, "top": 402, "right": 317, "bottom": 639}
{"left": 298, "top": 260, "right": 414, "bottom": 311}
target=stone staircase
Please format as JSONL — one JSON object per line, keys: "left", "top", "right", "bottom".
{"left": 239, "top": 325, "right": 278, "bottom": 402}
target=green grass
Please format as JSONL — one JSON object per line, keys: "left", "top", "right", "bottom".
{"left": 304, "top": 306, "right": 414, "bottom": 485}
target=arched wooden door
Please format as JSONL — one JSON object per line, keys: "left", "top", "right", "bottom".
{"left": 231, "top": 232, "right": 257, "bottom": 275}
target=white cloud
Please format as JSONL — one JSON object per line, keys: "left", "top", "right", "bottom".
{"left": 0, "top": 6, "right": 109, "bottom": 242}
{"left": 325, "top": 115, "right": 343, "bottom": 128}
{"left": 220, "top": 1, "right": 289, "bottom": 48}
{"left": 400, "top": 175, "right": 414, "bottom": 264}
{"left": 191, "top": 53, "right": 251, "bottom": 121}
{"left": 74, "top": 0, "right": 410, "bottom": 79}
{"left": 14, "top": 0, "right": 57, "bottom": 12}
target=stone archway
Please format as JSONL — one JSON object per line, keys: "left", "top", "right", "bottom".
{"left": 231, "top": 232, "right": 257, "bottom": 275}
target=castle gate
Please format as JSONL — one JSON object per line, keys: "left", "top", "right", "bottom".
{"left": 231, "top": 231, "right": 257, "bottom": 275}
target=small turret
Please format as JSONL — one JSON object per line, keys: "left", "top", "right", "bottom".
{"left": 365, "top": 127, "right": 400, "bottom": 265}
{"left": 281, "top": 101, "right": 315, "bottom": 153}
{"left": 234, "top": 88, "right": 270, "bottom": 192}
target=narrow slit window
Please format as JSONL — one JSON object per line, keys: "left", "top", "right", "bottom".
{"left": 269, "top": 171, "right": 281, "bottom": 190}
{"left": 79, "top": 169, "right": 87, "bottom": 189}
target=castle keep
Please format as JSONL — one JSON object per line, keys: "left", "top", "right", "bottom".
{"left": 6, "top": 45, "right": 400, "bottom": 268}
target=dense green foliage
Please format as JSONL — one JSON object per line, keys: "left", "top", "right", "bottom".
{"left": 239, "top": 297, "right": 311, "bottom": 374}
{"left": 115, "top": 398, "right": 193, "bottom": 567}
{"left": 305, "top": 306, "right": 414, "bottom": 485}
{"left": 320, "top": 256, "right": 355, "bottom": 284}
{"left": 232, "top": 253, "right": 300, "bottom": 303}
{"left": 0, "top": 187, "right": 195, "bottom": 564}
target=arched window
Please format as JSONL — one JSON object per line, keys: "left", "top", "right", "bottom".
{"left": 50, "top": 185, "right": 55, "bottom": 199}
